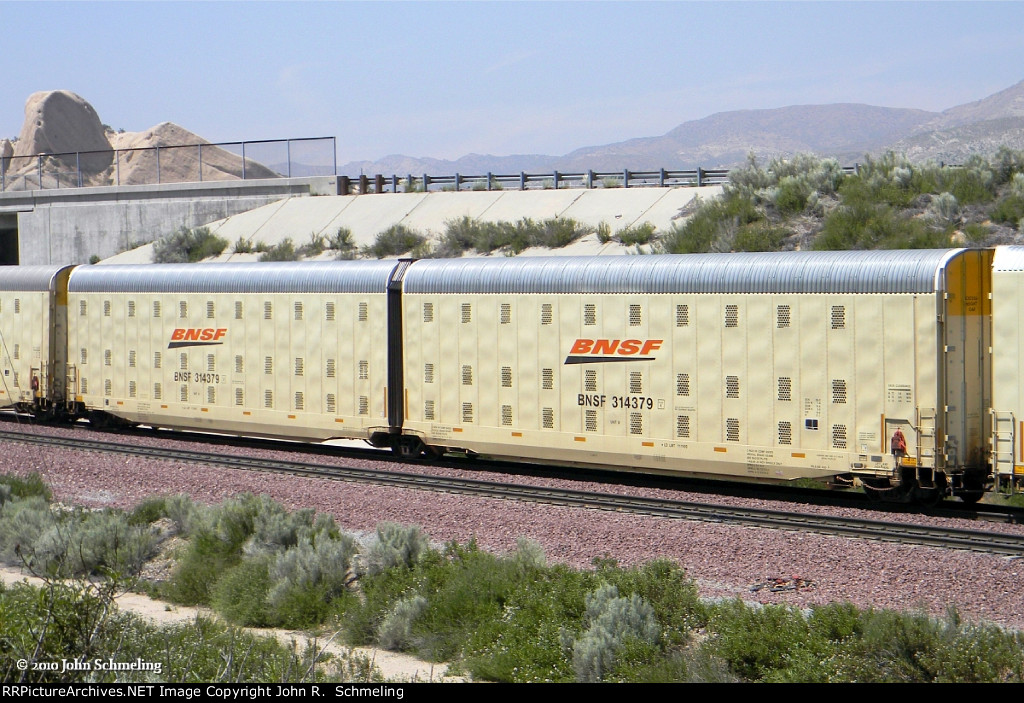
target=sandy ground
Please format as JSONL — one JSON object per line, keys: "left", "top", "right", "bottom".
{"left": 0, "top": 566, "right": 465, "bottom": 683}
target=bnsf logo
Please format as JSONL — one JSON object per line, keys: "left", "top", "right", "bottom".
{"left": 168, "top": 328, "right": 227, "bottom": 349}
{"left": 564, "top": 338, "right": 663, "bottom": 365}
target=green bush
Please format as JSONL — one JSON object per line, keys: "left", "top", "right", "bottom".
{"left": 362, "top": 522, "right": 430, "bottom": 576}
{"left": 212, "top": 557, "right": 273, "bottom": 627}
{"left": 377, "top": 594, "right": 429, "bottom": 651}
{"left": 267, "top": 534, "right": 359, "bottom": 628}
{"left": 568, "top": 583, "right": 660, "bottom": 682}
{"left": 733, "top": 221, "right": 788, "bottom": 252}
{"left": 297, "top": 232, "right": 328, "bottom": 257}
{"left": 128, "top": 496, "right": 168, "bottom": 526}
{"left": 616, "top": 222, "right": 657, "bottom": 246}
{"left": 258, "top": 238, "right": 299, "bottom": 262}
{"left": 706, "top": 600, "right": 815, "bottom": 681}
{"left": 0, "top": 495, "right": 58, "bottom": 565}
{"left": 0, "top": 472, "right": 52, "bottom": 501}
{"left": 152, "top": 226, "right": 228, "bottom": 263}
{"left": 331, "top": 227, "right": 358, "bottom": 259}
{"left": 364, "top": 225, "right": 426, "bottom": 258}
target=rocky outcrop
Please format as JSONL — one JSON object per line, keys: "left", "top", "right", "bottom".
{"left": 13, "top": 90, "right": 113, "bottom": 175}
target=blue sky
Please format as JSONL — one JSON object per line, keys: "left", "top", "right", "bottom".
{"left": 2, "top": 1, "right": 1023, "bottom": 166}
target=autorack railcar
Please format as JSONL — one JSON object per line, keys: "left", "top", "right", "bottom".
{"left": 398, "top": 249, "right": 993, "bottom": 502}
{"left": 0, "top": 265, "right": 73, "bottom": 416}
{"left": 64, "top": 261, "right": 406, "bottom": 442}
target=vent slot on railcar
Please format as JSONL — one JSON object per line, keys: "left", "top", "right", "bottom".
{"left": 676, "top": 415, "right": 690, "bottom": 438}
{"left": 676, "top": 304, "right": 689, "bottom": 327}
{"left": 677, "top": 373, "right": 690, "bottom": 396}
{"left": 777, "top": 305, "right": 790, "bottom": 328}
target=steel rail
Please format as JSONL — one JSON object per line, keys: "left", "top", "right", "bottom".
{"left": 4, "top": 429, "right": 1023, "bottom": 557}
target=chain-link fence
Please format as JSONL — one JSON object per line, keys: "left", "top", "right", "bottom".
{"left": 0, "top": 137, "right": 336, "bottom": 191}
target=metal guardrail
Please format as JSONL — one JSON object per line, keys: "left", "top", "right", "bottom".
{"left": 339, "top": 167, "right": 733, "bottom": 195}
{"left": 338, "top": 165, "right": 868, "bottom": 195}
{"left": 0, "top": 137, "right": 336, "bottom": 192}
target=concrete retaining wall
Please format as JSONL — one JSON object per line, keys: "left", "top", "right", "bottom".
{"left": 0, "top": 176, "right": 339, "bottom": 265}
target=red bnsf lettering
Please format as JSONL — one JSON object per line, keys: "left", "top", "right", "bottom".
{"left": 169, "top": 328, "right": 228, "bottom": 344}
{"left": 569, "top": 339, "right": 664, "bottom": 356}
{"left": 570, "top": 339, "right": 594, "bottom": 354}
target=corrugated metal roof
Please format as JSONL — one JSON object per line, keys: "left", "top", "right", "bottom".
{"left": 403, "top": 250, "right": 965, "bottom": 295}
{"left": 0, "top": 265, "right": 73, "bottom": 292}
{"left": 993, "top": 245, "right": 1024, "bottom": 272}
{"left": 68, "top": 261, "right": 402, "bottom": 294}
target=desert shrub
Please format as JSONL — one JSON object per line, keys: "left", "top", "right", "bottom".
{"left": 128, "top": 496, "right": 168, "bottom": 526}
{"left": 267, "top": 535, "right": 359, "bottom": 628}
{"left": 258, "top": 238, "right": 299, "bottom": 262}
{"left": 567, "top": 583, "right": 660, "bottom": 682}
{"left": 815, "top": 199, "right": 947, "bottom": 250}
{"left": 233, "top": 237, "right": 254, "bottom": 254}
{"left": 35, "top": 509, "right": 157, "bottom": 577}
{"left": 992, "top": 194, "right": 1024, "bottom": 227}
{"left": 242, "top": 502, "right": 316, "bottom": 558}
{"left": 163, "top": 494, "right": 264, "bottom": 604}
{"left": 364, "top": 225, "right": 426, "bottom": 258}
{"left": 436, "top": 216, "right": 478, "bottom": 257}
{"left": 827, "top": 607, "right": 1024, "bottom": 683}
{"left": 596, "top": 221, "right": 613, "bottom": 243}
{"left": 525, "top": 217, "right": 589, "bottom": 249}
{"left": 772, "top": 175, "right": 812, "bottom": 214}
{"left": 297, "top": 232, "right": 327, "bottom": 257}
{"left": 616, "top": 222, "right": 657, "bottom": 246}
{"left": 212, "top": 557, "right": 272, "bottom": 627}
{"left": 927, "top": 192, "right": 960, "bottom": 225}
{"left": 706, "top": 600, "right": 815, "bottom": 681}
{"left": 507, "top": 536, "right": 546, "bottom": 574}
{"left": 962, "top": 222, "right": 990, "bottom": 243}
{"left": 659, "top": 193, "right": 761, "bottom": 254}
{"left": 361, "top": 522, "right": 429, "bottom": 576}
{"left": 0, "top": 496, "right": 58, "bottom": 565}
{"left": 330, "top": 227, "right": 358, "bottom": 259}
{"left": 1, "top": 578, "right": 380, "bottom": 683}
{"left": 0, "top": 472, "right": 51, "bottom": 501}
{"left": 733, "top": 221, "right": 788, "bottom": 251}
{"left": 377, "top": 594, "right": 429, "bottom": 651}
{"left": 163, "top": 493, "right": 204, "bottom": 536}
{"left": 152, "top": 226, "right": 227, "bottom": 263}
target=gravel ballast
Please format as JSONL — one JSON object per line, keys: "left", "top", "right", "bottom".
{"left": 4, "top": 422, "right": 1023, "bottom": 630}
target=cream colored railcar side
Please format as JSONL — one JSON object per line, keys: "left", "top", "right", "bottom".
{"left": 67, "top": 262, "right": 400, "bottom": 441}
{"left": 990, "top": 245, "right": 1024, "bottom": 493}
{"left": 0, "top": 265, "right": 73, "bottom": 412}
{"left": 401, "top": 252, "right": 989, "bottom": 497}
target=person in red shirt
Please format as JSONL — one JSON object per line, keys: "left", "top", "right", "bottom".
{"left": 891, "top": 427, "right": 907, "bottom": 469}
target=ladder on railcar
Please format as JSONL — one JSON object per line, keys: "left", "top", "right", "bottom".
{"left": 992, "top": 410, "right": 1017, "bottom": 493}
{"left": 916, "top": 407, "right": 937, "bottom": 468}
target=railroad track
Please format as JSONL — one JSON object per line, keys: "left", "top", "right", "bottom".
{"left": 4, "top": 427, "right": 1024, "bottom": 557}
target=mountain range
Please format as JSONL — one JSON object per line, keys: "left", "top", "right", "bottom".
{"left": 341, "top": 79, "right": 1024, "bottom": 176}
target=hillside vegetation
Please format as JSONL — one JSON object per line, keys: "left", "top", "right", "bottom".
{"left": 3, "top": 474, "right": 1023, "bottom": 684}
{"left": 658, "top": 149, "right": 1024, "bottom": 254}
